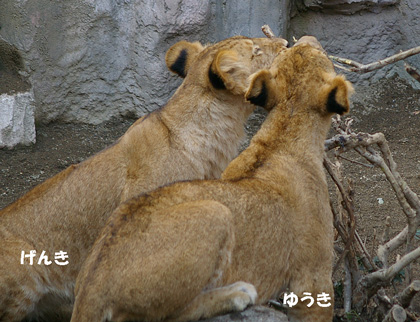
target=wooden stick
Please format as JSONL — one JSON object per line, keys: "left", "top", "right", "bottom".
{"left": 381, "top": 216, "right": 392, "bottom": 245}
{"left": 394, "top": 280, "right": 420, "bottom": 308}
{"left": 329, "top": 45, "right": 420, "bottom": 74}
{"left": 337, "top": 155, "right": 374, "bottom": 168}
{"left": 261, "top": 25, "right": 276, "bottom": 39}
{"left": 328, "top": 55, "right": 363, "bottom": 69}
{"left": 383, "top": 304, "right": 407, "bottom": 322}
{"left": 343, "top": 257, "right": 352, "bottom": 313}
{"left": 323, "top": 158, "right": 356, "bottom": 257}
{"left": 359, "top": 246, "right": 420, "bottom": 292}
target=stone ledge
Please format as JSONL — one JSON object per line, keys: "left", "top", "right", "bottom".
{"left": 200, "top": 305, "right": 288, "bottom": 322}
{"left": 0, "top": 91, "right": 36, "bottom": 149}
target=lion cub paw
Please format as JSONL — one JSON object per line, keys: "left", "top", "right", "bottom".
{"left": 229, "top": 282, "right": 258, "bottom": 311}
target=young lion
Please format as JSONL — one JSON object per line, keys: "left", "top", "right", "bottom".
{"left": 0, "top": 36, "right": 287, "bottom": 321}
{"left": 71, "top": 36, "right": 353, "bottom": 322}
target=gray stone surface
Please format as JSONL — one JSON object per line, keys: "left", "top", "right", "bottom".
{"left": 0, "top": 91, "right": 36, "bottom": 149}
{"left": 200, "top": 305, "right": 288, "bottom": 322}
{"left": 211, "top": 1, "right": 290, "bottom": 39}
{"left": 295, "top": 0, "right": 399, "bottom": 14}
{"left": 0, "top": 0, "right": 290, "bottom": 125}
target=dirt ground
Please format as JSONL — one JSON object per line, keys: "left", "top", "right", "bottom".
{"left": 0, "top": 76, "right": 420, "bottom": 320}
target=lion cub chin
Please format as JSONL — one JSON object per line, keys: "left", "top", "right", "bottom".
{"left": 0, "top": 36, "right": 287, "bottom": 321}
{"left": 71, "top": 36, "right": 352, "bottom": 322}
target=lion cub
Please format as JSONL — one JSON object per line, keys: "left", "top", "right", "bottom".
{"left": 71, "top": 36, "right": 353, "bottom": 322}
{"left": 0, "top": 36, "right": 287, "bottom": 321}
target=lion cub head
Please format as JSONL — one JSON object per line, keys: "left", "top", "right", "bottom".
{"left": 165, "top": 36, "right": 288, "bottom": 100}
{"left": 246, "top": 36, "right": 353, "bottom": 116}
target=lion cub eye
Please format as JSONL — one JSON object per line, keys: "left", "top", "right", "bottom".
{"left": 252, "top": 45, "right": 263, "bottom": 56}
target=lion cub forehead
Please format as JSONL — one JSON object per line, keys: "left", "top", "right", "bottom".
{"left": 271, "top": 44, "right": 333, "bottom": 75}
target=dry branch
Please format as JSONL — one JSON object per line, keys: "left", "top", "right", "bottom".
{"left": 383, "top": 305, "right": 407, "bottom": 322}
{"left": 327, "top": 117, "right": 420, "bottom": 262}
{"left": 377, "top": 227, "right": 408, "bottom": 269}
{"left": 343, "top": 258, "right": 352, "bottom": 313}
{"left": 381, "top": 216, "right": 391, "bottom": 245}
{"left": 359, "top": 246, "right": 420, "bottom": 292}
{"left": 261, "top": 25, "right": 276, "bottom": 39}
{"left": 329, "top": 45, "right": 420, "bottom": 74}
{"left": 326, "top": 119, "right": 420, "bottom": 258}
{"left": 324, "top": 158, "right": 356, "bottom": 256}
{"left": 394, "top": 280, "right": 420, "bottom": 308}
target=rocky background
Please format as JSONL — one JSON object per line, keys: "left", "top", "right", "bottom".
{"left": 1, "top": 0, "right": 419, "bottom": 148}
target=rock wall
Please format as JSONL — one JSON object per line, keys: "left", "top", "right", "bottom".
{"left": 0, "top": 37, "right": 34, "bottom": 148}
{"left": 0, "top": 0, "right": 289, "bottom": 128}
{"left": 1, "top": 0, "right": 420, "bottom": 146}
{"left": 1, "top": 0, "right": 209, "bottom": 125}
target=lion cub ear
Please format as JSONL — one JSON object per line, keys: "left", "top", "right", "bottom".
{"left": 321, "top": 75, "right": 354, "bottom": 115}
{"left": 245, "top": 70, "right": 277, "bottom": 111}
{"left": 166, "top": 41, "right": 204, "bottom": 78}
{"left": 208, "top": 50, "right": 252, "bottom": 95}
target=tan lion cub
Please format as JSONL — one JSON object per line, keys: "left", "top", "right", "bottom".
{"left": 0, "top": 36, "right": 287, "bottom": 321}
{"left": 71, "top": 36, "right": 353, "bottom": 322}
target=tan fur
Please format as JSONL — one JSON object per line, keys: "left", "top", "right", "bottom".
{"left": 71, "top": 36, "right": 353, "bottom": 322}
{"left": 0, "top": 36, "right": 287, "bottom": 321}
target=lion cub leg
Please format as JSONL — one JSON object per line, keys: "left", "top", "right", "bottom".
{"left": 170, "top": 281, "right": 257, "bottom": 322}
{"left": 0, "top": 238, "right": 52, "bottom": 322}
{"left": 287, "top": 275, "right": 334, "bottom": 322}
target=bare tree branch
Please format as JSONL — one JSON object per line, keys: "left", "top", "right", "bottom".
{"left": 324, "top": 158, "right": 356, "bottom": 260}
{"left": 325, "top": 116, "right": 420, "bottom": 318}
{"left": 383, "top": 304, "right": 407, "bottom": 322}
{"left": 364, "top": 246, "right": 420, "bottom": 289}
{"left": 337, "top": 155, "right": 374, "bottom": 168}
{"left": 329, "top": 46, "right": 420, "bottom": 74}
{"left": 328, "top": 55, "right": 363, "bottom": 69}
{"left": 344, "top": 257, "right": 352, "bottom": 313}
{"left": 381, "top": 216, "right": 391, "bottom": 245}
{"left": 324, "top": 132, "right": 384, "bottom": 153}
{"left": 377, "top": 226, "right": 408, "bottom": 268}
{"left": 394, "top": 280, "right": 420, "bottom": 308}
{"left": 354, "top": 230, "right": 377, "bottom": 272}
{"left": 325, "top": 121, "right": 420, "bottom": 270}
{"left": 261, "top": 25, "right": 276, "bottom": 39}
